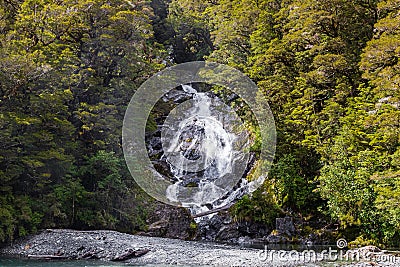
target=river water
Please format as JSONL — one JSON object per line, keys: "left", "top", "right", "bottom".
{"left": 0, "top": 257, "right": 126, "bottom": 266}
{"left": 0, "top": 257, "right": 199, "bottom": 267}
{"left": 0, "top": 256, "right": 326, "bottom": 267}
{"left": 0, "top": 256, "right": 368, "bottom": 267}
{"left": 0, "top": 257, "right": 182, "bottom": 267}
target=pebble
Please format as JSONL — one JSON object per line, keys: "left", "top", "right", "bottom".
{"left": 1, "top": 229, "right": 399, "bottom": 267}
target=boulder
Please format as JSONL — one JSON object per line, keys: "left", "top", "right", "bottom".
{"left": 262, "top": 217, "right": 296, "bottom": 244}
{"left": 275, "top": 217, "right": 296, "bottom": 236}
{"left": 265, "top": 233, "right": 290, "bottom": 243}
{"left": 142, "top": 203, "right": 195, "bottom": 240}
{"left": 112, "top": 248, "right": 150, "bottom": 261}
{"left": 196, "top": 211, "right": 271, "bottom": 243}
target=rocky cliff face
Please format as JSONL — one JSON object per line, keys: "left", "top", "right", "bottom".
{"left": 143, "top": 85, "right": 336, "bottom": 245}
{"left": 196, "top": 211, "right": 270, "bottom": 243}
{"left": 141, "top": 203, "right": 196, "bottom": 240}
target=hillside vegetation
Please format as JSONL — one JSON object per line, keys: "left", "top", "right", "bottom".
{"left": 0, "top": 0, "right": 399, "bottom": 247}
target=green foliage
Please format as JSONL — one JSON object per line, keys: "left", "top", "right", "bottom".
{"left": 0, "top": 0, "right": 399, "bottom": 247}
{"left": 0, "top": 0, "right": 159, "bottom": 243}
{"left": 167, "top": 0, "right": 213, "bottom": 62}
{"left": 53, "top": 176, "right": 90, "bottom": 227}
{"left": 0, "top": 195, "right": 15, "bottom": 243}
{"left": 170, "top": 0, "right": 398, "bottom": 246}
{"left": 349, "top": 235, "right": 380, "bottom": 248}
{"left": 316, "top": 0, "right": 399, "bottom": 245}
{"left": 374, "top": 172, "right": 400, "bottom": 246}
{"left": 270, "top": 154, "right": 318, "bottom": 212}
{"left": 231, "top": 182, "right": 281, "bottom": 226}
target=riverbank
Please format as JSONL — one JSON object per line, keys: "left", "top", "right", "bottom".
{"left": 1, "top": 229, "right": 399, "bottom": 266}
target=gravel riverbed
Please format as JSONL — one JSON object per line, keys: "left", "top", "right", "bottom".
{"left": 1, "top": 229, "right": 398, "bottom": 267}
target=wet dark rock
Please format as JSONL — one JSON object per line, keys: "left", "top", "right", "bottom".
{"left": 177, "top": 123, "right": 205, "bottom": 160}
{"left": 262, "top": 217, "right": 296, "bottom": 244}
{"left": 227, "top": 93, "right": 240, "bottom": 103}
{"left": 146, "top": 219, "right": 169, "bottom": 236}
{"left": 243, "top": 152, "right": 256, "bottom": 178}
{"left": 238, "top": 221, "right": 270, "bottom": 238}
{"left": 298, "top": 232, "right": 332, "bottom": 246}
{"left": 180, "top": 173, "right": 201, "bottom": 187}
{"left": 142, "top": 203, "right": 195, "bottom": 240}
{"left": 149, "top": 136, "right": 162, "bottom": 150}
{"left": 111, "top": 248, "right": 150, "bottom": 261}
{"left": 196, "top": 211, "right": 271, "bottom": 244}
{"left": 265, "top": 233, "right": 290, "bottom": 244}
{"left": 276, "top": 217, "right": 296, "bottom": 236}
{"left": 197, "top": 213, "right": 234, "bottom": 242}
{"left": 152, "top": 160, "right": 175, "bottom": 181}
{"left": 147, "top": 134, "right": 164, "bottom": 158}
{"left": 163, "top": 88, "right": 192, "bottom": 103}
{"left": 215, "top": 225, "right": 241, "bottom": 242}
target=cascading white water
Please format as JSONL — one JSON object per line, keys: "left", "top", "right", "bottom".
{"left": 123, "top": 62, "right": 276, "bottom": 219}
{"left": 161, "top": 84, "right": 256, "bottom": 218}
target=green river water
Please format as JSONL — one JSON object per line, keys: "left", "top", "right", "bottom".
{"left": 0, "top": 257, "right": 132, "bottom": 267}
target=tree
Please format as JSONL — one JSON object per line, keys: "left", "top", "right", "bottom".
{"left": 167, "top": 0, "right": 213, "bottom": 62}
{"left": 0, "top": 0, "right": 161, "bottom": 242}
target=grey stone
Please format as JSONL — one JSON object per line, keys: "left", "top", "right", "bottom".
{"left": 142, "top": 203, "right": 195, "bottom": 240}
{"left": 275, "top": 217, "right": 296, "bottom": 236}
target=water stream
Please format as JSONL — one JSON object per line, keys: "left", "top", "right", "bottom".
{"left": 160, "top": 84, "right": 259, "bottom": 218}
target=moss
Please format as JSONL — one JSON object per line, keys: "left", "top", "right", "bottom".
{"left": 185, "top": 182, "right": 198, "bottom": 187}
{"left": 349, "top": 235, "right": 380, "bottom": 248}
{"left": 188, "top": 221, "right": 197, "bottom": 240}
{"left": 271, "top": 229, "right": 279, "bottom": 235}
{"left": 145, "top": 114, "right": 157, "bottom": 133}
{"left": 301, "top": 225, "right": 314, "bottom": 235}
{"left": 190, "top": 221, "right": 197, "bottom": 230}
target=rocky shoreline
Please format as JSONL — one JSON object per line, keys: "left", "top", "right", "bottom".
{"left": 1, "top": 229, "right": 400, "bottom": 267}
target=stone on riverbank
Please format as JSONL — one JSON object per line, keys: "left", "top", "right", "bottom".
{"left": 2, "top": 229, "right": 399, "bottom": 267}
{"left": 0, "top": 229, "right": 301, "bottom": 266}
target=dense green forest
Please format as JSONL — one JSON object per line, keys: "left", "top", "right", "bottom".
{"left": 0, "top": 0, "right": 399, "bottom": 247}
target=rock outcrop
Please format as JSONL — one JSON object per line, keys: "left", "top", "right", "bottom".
{"left": 141, "top": 203, "right": 196, "bottom": 240}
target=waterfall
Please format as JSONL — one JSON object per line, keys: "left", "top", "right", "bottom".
{"left": 160, "top": 84, "right": 256, "bottom": 218}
